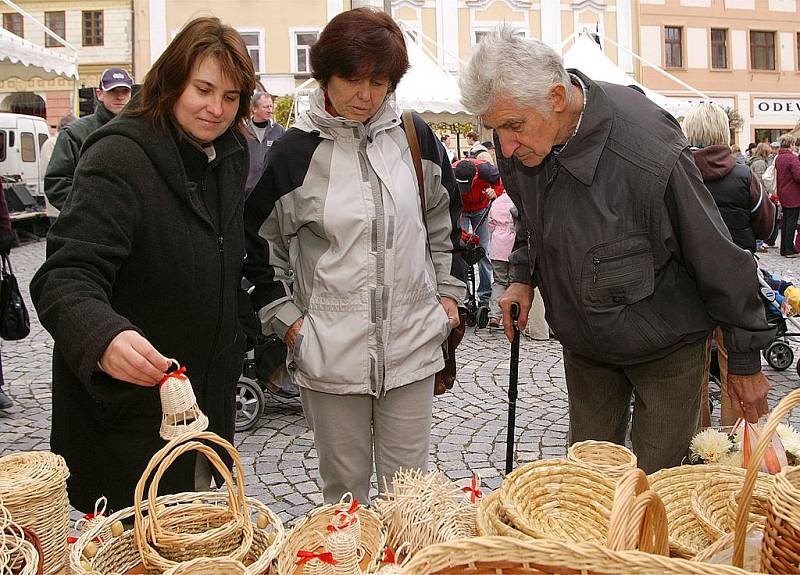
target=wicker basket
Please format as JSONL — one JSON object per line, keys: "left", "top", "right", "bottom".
{"left": 606, "top": 468, "right": 669, "bottom": 555}
{"left": 647, "top": 463, "right": 748, "bottom": 558}
{"left": 732, "top": 388, "right": 800, "bottom": 573}
{"left": 690, "top": 474, "right": 773, "bottom": 540}
{"left": 69, "top": 491, "right": 283, "bottom": 575}
{"left": 275, "top": 496, "right": 387, "bottom": 575}
{"left": 162, "top": 556, "right": 249, "bottom": 574}
{"left": 567, "top": 440, "right": 638, "bottom": 480}
{"left": 475, "top": 490, "right": 528, "bottom": 540}
{"left": 0, "top": 451, "right": 70, "bottom": 575}
{"left": 399, "top": 535, "right": 756, "bottom": 574}
{"left": 133, "top": 431, "right": 253, "bottom": 570}
{"left": 498, "top": 459, "right": 616, "bottom": 544}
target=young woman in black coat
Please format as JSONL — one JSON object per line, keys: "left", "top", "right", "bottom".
{"left": 30, "top": 17, "right": 255, "bottom": 513}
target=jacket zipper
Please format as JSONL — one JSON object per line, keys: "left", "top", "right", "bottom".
{"left": 592, "top": 247, "right": 649, "bottom": 284}
{"left": 200, "top": 175, "right": 226, "bottom": 389}
{"left": 533, "top": 159, "right": 560, "bottom": 305}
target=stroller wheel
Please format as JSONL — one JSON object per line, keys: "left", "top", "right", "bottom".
{"left": 765, "top": 341, "right": 793, "bottom": 371}
{"left": 235, "top": 376, "right": 265, "bottom": 432}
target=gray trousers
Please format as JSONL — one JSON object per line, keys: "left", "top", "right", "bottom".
{"left": 300, "top": 375, "right": 435, "bottom": 504}
{"left": 563, "top": 338, "right": 706, "bottom": 474}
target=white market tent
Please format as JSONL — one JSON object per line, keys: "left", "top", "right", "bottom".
{"left": 0, "top": 26, "right": 77, "bottom": 82}
{"left": 560, "top": 30, "right": 701, "bottom": 118}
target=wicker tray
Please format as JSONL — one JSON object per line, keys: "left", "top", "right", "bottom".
{"left": 399, "top": 535, "right": 756, "bottom": 574}
{"left": 499, "top": 459, "right": 616, "bottom": 544}
{"left": 690, "top": 473, "right": 773, "bottom": 540}
{"left": 69, "top": 492, "right": 283, "bottom": 575}
{"left": 275, "top": 497, "right": 387, "bottom": 575}
{"left": 476, "top": 490, "right": 528, "bottom": 540}
{"left": 567, "top": 440, "right": 637, "bottom": 480}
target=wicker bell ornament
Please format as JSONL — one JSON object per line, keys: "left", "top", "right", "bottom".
{"left": 159, "top": 362, "right": 208, "bottom": 440}
{"left": 296, "top": 550, "right": 337, "bottom": 575}
{"left": 75, "top": 496, "right": 112, "bottom": 543}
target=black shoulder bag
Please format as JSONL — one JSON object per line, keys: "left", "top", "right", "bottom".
{"left": 0, "top": 253, "right": 31, "bottom": 340}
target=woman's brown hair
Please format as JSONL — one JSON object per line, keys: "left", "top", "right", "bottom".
{"left": 755, "top": 142, "right": 771, "bottom": 161}
{"left": 310, "top": 8, "right": 409, "bottom": 92}
{"left": 126, "top": 17, "right": 255, "bottom": 134}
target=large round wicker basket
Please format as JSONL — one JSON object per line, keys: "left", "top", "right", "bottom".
{"left": 0, "top": 451, "right": 69, "bottom": 575}
{"left": 69, "top": 491, "right": 283, "bottom": 575}
{"left": 162, "top": 556, "right": 248, "bottom": 574}
{"left": 499, "top": 459, "right": 616, "bottom": 544}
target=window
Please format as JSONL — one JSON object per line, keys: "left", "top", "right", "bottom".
{"left": 82, "top": 10, "right": 103, "bottom": 46}
{"left": 239, "top": 32, "right": 261, "bottom": 73}
{"left": 750, "top": 30, "right": 775, "bottom": 70}
{"left": 711, "top": 28, "right": 727, "bottom": 69}
{"left": 37, "top": 133, "right": 48, "bottom": 150}
{"left": 664, "top": 26, "right": 682, "bottom": 68}
{"left": 2, "top": 13, "right": 23, "bottom": 38}
{"left": 20, "top": 132, "right": 35, "bottom": 163}
{"left": 0, "top": 131, "right": 6, "bottom": 162}
{"left": 295, "top": 32, "right": 319, "bottom": 73}
{"left": 755, "top": 128, "right": 783, "bottom": 144}
{"left": 474, "top": 30, "right": 491, "bottom": 45}
{"left": 45, "top": 11, "right": 65, "bottom": 48}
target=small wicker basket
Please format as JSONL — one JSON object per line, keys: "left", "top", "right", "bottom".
{"left": 567, "top": 440, "right": 638, "bottom": 480}
{"left": 276, "top": 495, "right": 387, "bottom": 575}
{"left": 690, "top": 474, "right": 773, "bottom": 540}
{"left": 159, "top": 364, "right": 209, "bottom": 440}
{"left": 499, "top": 459, "right": 616, "bottom": 544}
{"left": 2, "top": 522, "right": 43, "bottom": 575}
{"left": 475, "top": 490, "right": 528, "bottom": 540}
{"left": 0, "top": 451, "right": 70, "bottom": 575}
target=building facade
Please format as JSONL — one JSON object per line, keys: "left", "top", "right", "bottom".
{"left": 0, "top": 0, "right": 133, "bottom": 127}
{"left": 639, "top": 0, "right": 800, "bottom": 144}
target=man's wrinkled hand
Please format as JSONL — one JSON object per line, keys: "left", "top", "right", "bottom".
{"left": 284, "top": 317, "right": 304, "bottom": 352}
{"left": 98, "top": 330, "right": 170, "bottom": 386}
{"left": 499, "top": 282, "right": 534, "bottom": 342}
{"left": 728, "top": 371, "right": 770, "bottom": 423}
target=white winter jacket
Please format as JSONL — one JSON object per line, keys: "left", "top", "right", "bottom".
{"left": 244, "top": 89, "right": 466, "bottom": 395}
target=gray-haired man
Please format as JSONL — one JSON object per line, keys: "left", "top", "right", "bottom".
{"left": 245, "top": 91, "right": 285, "bottom": 194}
{"left": 460, "top": 27, "right": 774, "bottom": 472}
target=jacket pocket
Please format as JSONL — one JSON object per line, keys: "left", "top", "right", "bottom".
{"left": 581, "top": 234, "right": 678, "bottom": 358}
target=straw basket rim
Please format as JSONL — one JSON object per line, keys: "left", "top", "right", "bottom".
{"left": 0, "top": 451, "right": 69, "bottom": 492}
{"left": 567, "top": 440, "right": 638, "bottom": 479}
{"left": 399, "top": 535, "right": 757, "bottom": 574}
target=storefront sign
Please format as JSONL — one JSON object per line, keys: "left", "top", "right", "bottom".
{"left": 753, "top": 98, "right": 800, "bottom": 116}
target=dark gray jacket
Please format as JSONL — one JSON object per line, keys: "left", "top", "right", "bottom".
{"left": 44, "top": 102, "right": 115, "bottom": 210}
{"left": 244, "top": 118, "right": 285, "bottom": 194}
{"left": 499, "top": 70, "right": 774, "bottom": 375}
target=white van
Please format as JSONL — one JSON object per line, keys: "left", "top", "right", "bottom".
{"left": 0, "top": 112, "right": 50, "bottom": 198}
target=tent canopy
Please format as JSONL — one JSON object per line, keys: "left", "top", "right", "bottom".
{"left": 562, "top": 33, "right": 693, "bottom": 118}
{"left": 394, "top": 34, "right": 474, "bottom": 123}
{"left": 0, "top": 26, "right": 77, "bottom": 81}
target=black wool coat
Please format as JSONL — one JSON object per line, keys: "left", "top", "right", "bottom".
{"left": 30, "top": 113, "right": 248, "bottom": 513}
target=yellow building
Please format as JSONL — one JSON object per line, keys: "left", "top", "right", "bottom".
{"left": 639, "top": 0, "right": 800, "bottom": 144}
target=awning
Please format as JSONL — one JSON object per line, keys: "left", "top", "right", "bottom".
{"left": 0, "top": 26, "right": 77, "bottom": 81}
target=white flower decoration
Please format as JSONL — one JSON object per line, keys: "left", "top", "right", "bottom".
{"left": 690, "top": 428, "right": 735, "bottom": 464}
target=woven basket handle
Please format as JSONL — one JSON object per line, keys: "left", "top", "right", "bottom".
{"left": 606, "top": 468, "right": 669, "bottom": 556}
{"left": 133, "top": 432, "right": 248, "bottom": 544}
{"left": 732, "top": 388, "right": 800, "bottom": 568}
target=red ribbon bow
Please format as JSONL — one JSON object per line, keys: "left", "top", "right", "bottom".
{"left": 83, "top": 511, "right": 104, "bottom": 521}
{"left": 382, "top": 546, "right": 397, "bottom": 564}
{"left": 462, "top": 475, "right": 482, "bottom": 503}
{"left": 335, "top": 499, "right": 360, "bottom": 517}
{"left": 159, "top": 365, "right": 187, "bottom": 386}
{"left": 296, "top": 550, "right": 338, "bottom": 566}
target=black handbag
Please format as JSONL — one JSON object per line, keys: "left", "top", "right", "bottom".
{"left": 0, "top": 253, "right": 30, "bottom": 340}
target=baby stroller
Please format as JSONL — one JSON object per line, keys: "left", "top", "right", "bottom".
{"left": 460, "top": 201, "right": 494, "bottom": 330}
{"left": 757, "top": 267, "right": 800, "bottom": 375}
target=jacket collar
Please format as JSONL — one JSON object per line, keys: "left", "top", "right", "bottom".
{"left": 294, "top": 88, "right": 401, "bottom": 141}
{"left": 551, "top": 69, "right": 613, "bottom": 187}
{"left": 95, "top": 101, "right": 115, "bottom": 126}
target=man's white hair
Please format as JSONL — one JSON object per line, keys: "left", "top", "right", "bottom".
{"left": 460, "top": 25, "right": 571, "bottom": 116}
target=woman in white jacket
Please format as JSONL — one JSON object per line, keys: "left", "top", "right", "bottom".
{"left": 244, "top": 8, "right": 466, "bottom": 504}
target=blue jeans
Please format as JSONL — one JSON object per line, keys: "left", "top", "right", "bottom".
{"left": 461, "top": 207, "right": 492, "bottom": 306}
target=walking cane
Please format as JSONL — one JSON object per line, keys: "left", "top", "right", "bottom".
{"left": 505, "top": 302, "right": 520, "bottom": 475}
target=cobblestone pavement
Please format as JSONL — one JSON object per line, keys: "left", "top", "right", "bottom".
{"left": 1, "top": 240, "right": 799, "bottom": 526}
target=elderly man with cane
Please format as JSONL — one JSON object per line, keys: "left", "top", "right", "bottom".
{"left": 460, "top": 27, "right": 775, "bottom": 473}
